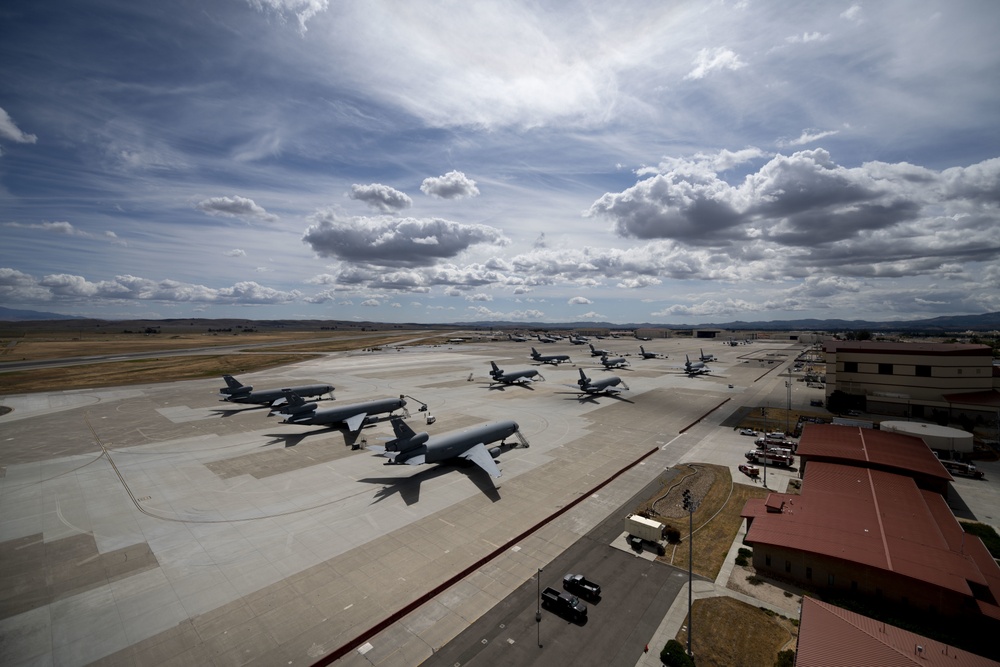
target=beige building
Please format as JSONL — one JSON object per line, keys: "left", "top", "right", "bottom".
{"left": 824, "top": 341, "right": 1000, "bottom": 424}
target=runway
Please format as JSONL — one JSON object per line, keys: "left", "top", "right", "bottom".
{"left": 0, "top": 337, "right": 802, "bottom": 666}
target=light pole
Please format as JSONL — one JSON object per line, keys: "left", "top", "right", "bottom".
{"left": 785, "top": 367, "right": 793, "bottom": 434}
{"left": 761, "top": 407, "right": 768, "bottom": 488}
{"left": 536, "top": 567, "right": 542, "bottom": 648}
{"left": 682, "top": 489, "right": 698, "bottom": 658}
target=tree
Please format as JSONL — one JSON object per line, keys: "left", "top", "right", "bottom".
{"left": 660, "top": 639, "right": 695, "bottom": 666}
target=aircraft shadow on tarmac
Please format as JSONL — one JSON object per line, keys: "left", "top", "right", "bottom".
{"left": 358, "top": 461, "right": 501, "bottom": 506}
{"left": 555, "top": 391, "right": 635, "bottom": 405}
{"left": 262, "top": 428, "right": 362, "bottom": 449}
{"left": 211, "top": 405, "right": 272, "bottom": 418}
{"left": 483, "top": 383, "right": 535, "bottom": 391}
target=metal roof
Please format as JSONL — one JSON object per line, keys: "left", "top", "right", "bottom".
{"left": 797, "top": 423, "right": 954, "bottom": 482}
{"left": 741, "top": 462, "right": 997, "bottom": 601}
{"left": 823, "top": 341, "right": 992, "bottom": 356}
{"left": 796, "top": 597, "right": 1000, "bottom": 666}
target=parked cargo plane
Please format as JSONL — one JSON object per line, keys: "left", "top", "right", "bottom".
{"left": 589, "top": 343, "right": 612, "bottom": 357}
{"left": 508, "top": 333, "right": 528, "bottom": 342}
{"left": 530, "top": 347, "right": 570, "bottom": 365}
{"left": 599, "top": 353, "right": 629, "bottom": 369}
{"left": 699, "top": 349, "right": 716, "bottom": 362}
{"left": 275, "top": 392, "right": 407, "bottom": 432}
{"left": 639, "top": 346, "right": 664, "bottom": 359}
{"left": 684, "top": 355, "right": 711, "bottom": 376}
{"left": 576, "top": 369, "right": 628, "bottom": 395}
{"left": 489, "top": 361, "right": 541, "bottom": 386}
{"left": 368, "top": 418, "right": 526, "bottom": 478}
{"left": 219, "top": 375, "right": 333, "bottom": 406}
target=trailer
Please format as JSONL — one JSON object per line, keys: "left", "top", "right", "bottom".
{"left": 624, "top": 514, "right": 667, "bottom": 556}
{"left": 745, "top": 450, "right": 794, "bottom": 467}
{"left": 941, "top": 460, "right": 985, "bottom": 480}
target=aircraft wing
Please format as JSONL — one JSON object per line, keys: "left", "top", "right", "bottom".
{"left": 402, "top": 454, "right": 426, "bottom": 466}
{"left": 345, "top": 412, "right": 368, "bottom": 432}
{"left": 460, "top": 443, "right": 502, "bottom": 478}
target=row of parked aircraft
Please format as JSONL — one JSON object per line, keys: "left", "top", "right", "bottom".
{"left": 219, "top": 375, "right": 527, "bottom": 479}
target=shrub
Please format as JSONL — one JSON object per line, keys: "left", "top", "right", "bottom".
{"left": 660, "top": 639, "right": 695, "bottom": 667}
{"left": 665, "top": 526, "right": 682, "bottom": 544}
{"left": 746, "top": 575, "right": 764, "bottom": 586}
{"left": 735, "top": 553, "right": 748, "bottom": 566}
{"left": 775, "top": 649, "right": 795, "bottom": 667}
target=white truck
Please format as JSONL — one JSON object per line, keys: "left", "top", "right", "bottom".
{"left": 624, "top": 513, "right": 667, "bottom": 556}
{"left": 745, "top": 449, "right": 794, "bottom": 467}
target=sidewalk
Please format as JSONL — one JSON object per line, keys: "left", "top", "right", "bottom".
{"left": 633, "top": 522, "right": 798, "bottom": 666}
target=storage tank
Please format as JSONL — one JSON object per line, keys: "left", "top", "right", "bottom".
{"left": 879, "top": 421, "right": 973, "bottom": 454}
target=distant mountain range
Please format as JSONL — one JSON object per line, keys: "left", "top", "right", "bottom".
{"left": 1, "top": 307, "right": 998, "bottom": 332}
{"left": 0, "top": 306, "right": 87, "bottom": 321}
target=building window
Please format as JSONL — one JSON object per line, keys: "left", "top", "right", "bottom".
{"left": 806, "top": 567, "right": 812, "bottom": 580}
{"left": 844, "top": 361, "right": 858, "bottom": 373}
{"left": 851, "top": 580, "right": 858, "bottom": 591}
{"left": 765, "top": 554, "right": 771, "bottom": 567}
{"left": 785, "top": 560, "right": 791, "bottom": 573}
{"left": 916, "top": 365, "right": 931, "bottom": 377}
{"left": 878, "top": 363, "right": 893, "bottom": 375}
{"left": 828, "top": 573, "right": 835, "bottom": 586}
{"left": 957, "top": 369, "right": 963, "bottom": 375}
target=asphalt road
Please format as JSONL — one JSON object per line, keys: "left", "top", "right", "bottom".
{"left": 422, "top": 469, "right": 707, "bottom": 667}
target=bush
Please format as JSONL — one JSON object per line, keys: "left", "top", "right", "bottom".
{"left": 775, "top": 649, "right": 795, "bottom": 667}
{"left": 665, "top": 526, "right": 682, "bottom": 544}
{"left": 660, "top": 639, "right": 695, "bottom": 666}
{"left": 746, "top": 575, "right": 764, "bottom": 586}
{"left": 735, "top": 554, "right": 748, "bottom": 566}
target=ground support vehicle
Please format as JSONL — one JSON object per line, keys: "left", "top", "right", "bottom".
{"left": 563, "top": 574, "right": 601, "bottom": 600}
{"left": 745, "top": 450, "right": 794, "bottom": 467}
{"left": 541, "top": 586, "right": 587, "bottom": 621}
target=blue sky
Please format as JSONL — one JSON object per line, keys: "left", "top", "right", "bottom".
{"left": 2, "top": 0, "right": 999, "bottom": 324}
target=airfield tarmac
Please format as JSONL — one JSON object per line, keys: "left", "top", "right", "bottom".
{"left": 4, "top": 335, "right": 987, "bottom": 666}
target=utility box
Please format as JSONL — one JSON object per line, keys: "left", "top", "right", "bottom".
{"left": 624, "top": 514, "right": 666, "bottom": 542}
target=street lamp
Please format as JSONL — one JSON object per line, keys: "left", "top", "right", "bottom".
{"left": 682, "top": 489, "right": 698, "bottom": 658}
{"left": 536, "top": 567, "right": 542, "bottom": 648}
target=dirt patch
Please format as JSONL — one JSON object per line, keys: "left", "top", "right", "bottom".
{"left": 638, "top": 464, "right": 769, "bottom": 580}
{"left": 727, "top": 564, "right": 805, "bottom": 616}
{"left": 675, "top": 596, "right": 798, "bottom": 667}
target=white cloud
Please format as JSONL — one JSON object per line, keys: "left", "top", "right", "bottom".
{"left": 684, "top": 47, "right": 747, "bottom": 81}
{"left": 247, "top": 0, "right": 329, "bottom": 32}
{"left": 197, "top": 196, "right": 279, "bottom": 223}
{"left": 780, "top": 129, "right": 840, "bottom": 147}
{"left": 786, "top": 32, "right": 829, "bottom": 44}
{"left": 420, "top": 171, "right": 480, "bottom": 199}
{"left": 225, "top": 249, "right": 247, "bottom": 257}
{"left": 0, "top": 107, "right": 37, "bottom": 145}
{"left": 568, "top": 296, "right": 592, "bottom": 305}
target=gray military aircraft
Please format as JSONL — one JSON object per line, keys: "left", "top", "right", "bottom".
{"left": 275, "top": 392, "right": 408, "bottom": 432}
{"left": 599, "top": 353, "right": 629, "bottom": 369}
{"left": 219, "top": 375, "right": 333, "bottom": 406}
{"left": 489, "top": 361, "right": 542, "bottom": 386}
{"left": 684, "top": 354, "right": 711, "bottom": 376}
{"left": 368, "top": 418, "right": 526, "bottom": 478}
{"left": 531, "top": 347, "right": 571, "bottom": 365}
{"left": 569, "top": 335, "right": 589, "bottom": 345}
{"left": 508, "top": 333, "right": 529, "bottom": 342}
{"left": 639, "top": 345, "right": 665, "bottom": 359}
{"left": 535, "top": 333, "right": 557, "bottom": 343}
{"left": 576, "top": 369, "right": 629, "bottom": 395}
{"left": 589, "top": 343, "right": 611, "bottom": 357}
{"left": 699, "top": 348, "right": 717, "bottom": 362}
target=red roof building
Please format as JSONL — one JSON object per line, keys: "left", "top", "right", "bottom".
{"left": 741, "top": 461, "right": 1000, "bottom": 622}
{"left": 796, "top": 597, "right": 1000, "bottom": 666}
{"left": 796, "top": 423, "right": 953, "bottom": 494}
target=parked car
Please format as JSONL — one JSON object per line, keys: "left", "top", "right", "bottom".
{"left": 740, "top": 428, "right": 757, "bottom": 436}
{"left": 738, "top": 463, "right": 760, "bottom": 478}
{"left": 563, "top": 573, "right": 601, "bottom": 600}
{"left": 541, "top": 586, "right": 587, "bottom": 622}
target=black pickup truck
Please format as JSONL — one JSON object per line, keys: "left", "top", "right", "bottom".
{"left": 563, "top": 573, "right": 601, "bottom": 600}
{"left": 541, "top": 586, "right": 587, "bottom": 621}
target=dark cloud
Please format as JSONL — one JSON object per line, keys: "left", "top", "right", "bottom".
{"left": 348, "top": 183, "right": 413, "bottom": 213}
{"left": 301, "top": 214, "right": 508, "bottom": 267}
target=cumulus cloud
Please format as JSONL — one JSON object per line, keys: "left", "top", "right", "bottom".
{"left": 780, "top": 129, "right": 840, "bottom": 147}
{"left": 348, "top": 183, "right": 413, "bottom": 213}
{"left": 0, "top": 269, "right": 300, "bottom": 305}
{"left": 302, "top": 213, "right": 509, "bottom": 267}
{"left": 225, "top": 249, "right": 247, "bottom": 257}
{"left": 0, "top": 107, "right": 37, "bottom": 146}
{"left": 684, "top": 47, "right": 747, "bottom": 80}
{"left": 5, "top": 221, "right": 127, "bottom": 245}
{"left": 420, "top": 170, "right": 480, "bottom": 199}
{"left": 587, "top": 149, "right": 1000, "bottom": 281}
{"left": 568, "top": 296, "right": 592, "bottom": 305}
{"left": 197, "top": 196, "right": 279, "bottom": 223}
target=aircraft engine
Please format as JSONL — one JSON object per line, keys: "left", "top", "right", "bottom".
{"left": 489, "top": 446, "right": 502, "bottom": 458}
{"left": 387, "top": 432, "right": 429, "bottom": 452}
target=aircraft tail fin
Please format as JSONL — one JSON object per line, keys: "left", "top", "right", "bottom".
{"left": 223, "top": 375, "right": 242, "bottom": 389}
{"left": 531, "top": 347, "right": 539, "bottom": 357}
{"left": 490, "top": 361, "right": 501, "bottom": 375}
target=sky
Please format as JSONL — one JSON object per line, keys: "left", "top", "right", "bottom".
{"left": 1, "top": 1, "right": 999, "bottom": 325}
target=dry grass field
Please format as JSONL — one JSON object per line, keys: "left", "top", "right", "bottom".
{"left": 0, "top": 328, "right": 453, "bottom": 394}
{"left": 675, "top": 596, "right": 798, "bottom": 667}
